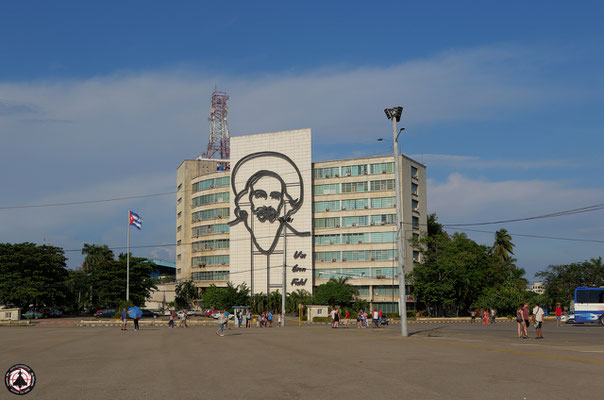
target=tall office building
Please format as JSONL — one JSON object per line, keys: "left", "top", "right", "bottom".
{"left": 176, "top": 129, "right": 426, "bottom": 312}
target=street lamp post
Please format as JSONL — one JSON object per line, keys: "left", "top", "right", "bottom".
{"left": 383, "top": 106, "right": 409, "bottom": 338}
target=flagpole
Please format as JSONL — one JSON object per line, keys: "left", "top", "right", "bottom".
{"left": 126, "top": 211, "right": 130, "bottom": 302}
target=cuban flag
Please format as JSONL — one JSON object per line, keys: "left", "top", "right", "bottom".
{"left": 129, "top": 211, "right": 142, "bottom": 230}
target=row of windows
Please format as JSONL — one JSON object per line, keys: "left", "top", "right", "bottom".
{"left": 314, "top": 214, "right": 396, "bottom": 228}
{"left": 192, "top": 239, "right": 230, "bottom": 252}
{"left": 314, "top": 231, "right": 397, "bottom": 245}
{"left": 192, "top": 192, "right": 229, "bottom": 207}
{"left": 192, "top": 271, "right": 229, "bottom": 281}
{"left": 315, "top": 249, "right": 397, "bottom": 262}
{"left": 314, "top": 163, "right": 420, "bottom": 179}
{"left": 192, "top": 208, "right": 229, "bottom": 222}
{"left": 314, "top": 197, "right": 396, "bottom": 212}
{"left": 315, "top": 179, "right": 395, "bottom": 195}
{"left": 192, "top": 223, "right": 230, "bottom": 237}
{"left": 191, "top": 255, "right": 229, "bottom": 266}
{"left": 192, "top": 176, "right": 230, "bottom": 193}
{"left": 315, "top": 267, "right": 397, "bottom": 279}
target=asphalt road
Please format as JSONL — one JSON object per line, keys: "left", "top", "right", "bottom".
{"left": 1, "top": 320, "right": 603, "bottom": 400}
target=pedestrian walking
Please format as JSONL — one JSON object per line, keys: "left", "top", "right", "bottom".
{"left": 482, "top": 309, "right": 490, "bottom": 325}
{"left": 490, "top": 308, "right": 496, "bottom": 324}
{"left": 555, "top": 304, "right": 563, "bottom": 327}
{"left": 224, "top": 310, "right": 230, "bottom": 329}
{"left": 532, "top": 304, "right": 545, "bottom": 339}
{"left": 357, "top": 310, "right": 362, "bottom": 328}
{"left": 470, "top": 309, "right": 476, "bottom": 323}
{"left": 121, "top": 308, "right": 127, "bottom": 331}
{"left": 237, "top": 311, "right": 242, "bottom": 328}
{"left": 168, "top": 310, "right": 175, "bottom": 328}
{"left": 334, "top": 308, "right": 340, "bottom": 328}
{"left": 516, "top": 306, "right": 525, "bottom": 338}
{"left": 134, "top": 314, "right": 140, "bottom": 331}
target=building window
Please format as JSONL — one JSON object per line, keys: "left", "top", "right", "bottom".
{"left": 371, "top": 249, "right": 396, "bottom": 261}
{"left": 177, "top": 254, "right": 181, "bottom": 260}
{"left": 370, "top": 214, "right": 395, "bottom": 225}
{"left": 342, "top": 233, "right": 367, "bottom": 244}
{"left": 192, "top": 192, "right": 229, "bottom": 207}
{"left": 314, "top": 200, "right": 340, "bottom": 212}
{"left": 192, "top": 223, "right": 230, "bottom": 237}
{"left": 177, "top": 183, "right": 182, "bottom": 191}
{"left": 356, "top": 286, "right": 370, "bottom": 296}
{"left": 341, "top": 181, "right": 368, "bottom": 193}
{"left": 370, "top": 179, "right": 395, "bottom": 191}
{"left": 177, "top": 268, "right": 182, "bottom": 274}
{"left": 370, "top": 162, "right": 394, "bottom": 174}
{"left": 314, "top": 217, "right": 340, "bottom": 228}
{"left": 341, "top": 198, "right": 368, "bottom": 210}
{"left": 411, "top": 183, "right": 418, "bottom": 195}
{"left": 413, "top": 251, "right": 420, "bottom": 263}
{"left": 177, "top": 211, "right": 182, "bottom": 219}
{"left": 412, "top": 233, "right": 419, "bottom": 240}
{"left": 177, "top": 225, "right": 182, "bottom": 232}
{"left": 411, "top": 166, "right": 418, "bottom": 178}
{"left": 177, "top": 197, "right": 182, "bottom": 205}
{"left": 177, "top": 240, "right": 182, "bottom": 246}
{"left": 369, "top": 231, "right": 396, "bottom": 243}
{"left": 192, "top": 255, "right": 229, "bottom": 266}
{"left": 341, "top": 164, "right": 368, "bottom": 176}
{"left": 192, "top": 239, "right": 230, "bottom": 251}
{"left": 313, "top": 167, "right": 340, "bottom": 179}
{"left": 314, "top": 234, "right": 341, "bottom": 245}
{"left": 412, "top": 199, "right": 419, "bottom": 211}
{"left": 342, "top": 216, "right": 369, "bottom": 227}
{"left": 412, "top": 216, "right": 420, "bottom": 229}
{"left": 315, "top": 252, "right": 341, "bottom": 262}
{"left": 370, "top": 197, "right": 395, "bottom": 209}
{"left": 314, "top": 184, "right": 340, "bottom": 195}
{"left": 192, "top": 176, "right": 230, "bottom": 193}
{"left": 192, "top": 270, "right": 229, "bottom": 281}
{"left": 192, "top": 208, "right": 229, "bottom": 222}
{"left": 342, "top": 250, "right": 371, "bottom": 262}
{"left": 373, "top": 285, "right": 400, "bottom": 296}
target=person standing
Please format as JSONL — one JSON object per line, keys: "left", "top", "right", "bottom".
{"left": 267, "top": 311, "right": 273, "bottom": 328}
{"left": 134, "top": 314, "right": 140, "bottom": 331}
{"left": 224, "top": 310, "right": 230, "bottom": 329}
{"left": 168, "top": 310, "right": 175, "bottom": 328}
{"left": 522, "top": 303, "right": 530, "bottom": 337}
{"left": 532, "top": 304, "right": 545, "bottom": 339}
{"left": 277, "top": 313, "right": 282, "bottom": 327}
{"left": 470, "top": 309, "right": 476, "bottom": 323}
{"left": 344, "top": 309, "right": 350, "bottom": 328}
{"left": 555, "top": 304, "right": 563, "bottom": 327}
{"left": 490, "top": 308, "right": 496, "bottom": 324}
{"left": 245, "top": 309, "right": 251, "bottom": 328}
{"left": 237, "top": 310, "right": 242, "bottom": 328}
{"left": 372, "top": 309, "right": 380, "bottom": 328}
{"left": 378, "top": 309, "right": 383, "bottom": 327}
{"left": 216, "top": 310, "right": 225, "bottom": 337}
{"left": 330, "top": 308, "right": 336, "bottom": 328}
{"left": 121, "top": 308, "right": 127, "bottom": 331}
{"left": 516, "top": 305, "right": 525, "bottom": 338}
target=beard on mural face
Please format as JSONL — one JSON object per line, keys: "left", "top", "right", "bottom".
{"left": 254, "top": 205, "right": 279, "bottom": 223}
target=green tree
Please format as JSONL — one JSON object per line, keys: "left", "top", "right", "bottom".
{"left": 0, "top": 243, "right": 69, "bottom": 309}
{"left": 536, "top": 257, "right": 604, "bottom": 308}
{"left": 174, "top": 280, "right": 198, "bottom": 309}
{"left": 492, "top": 229, "right": 515, "bottom": 264}
{"left": 201, "top": 283, "right": 249, "bottom": 310}
{"left": 313, "top": 277, "right": 358, "bottom": 307}
{"left": 286, "top": 289, "right": 313, "bottom": 314}
{"left": 81, "top": 243, "right": 114, "bottom": 271}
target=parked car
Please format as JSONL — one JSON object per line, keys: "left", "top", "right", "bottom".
{"left": 22, "top": 308, "right": 45, "bottom": 319}
{"left": 94, "top": 308, "right": 116, "bottom": 318}
{"left": 141, "top": 309, "right": 159, "bottom": 318}
{"left": 212, "top": 311, "right": 235, "bottom": 320}
{"left": 380, "top": 316, "right": 390, "bottom": 326}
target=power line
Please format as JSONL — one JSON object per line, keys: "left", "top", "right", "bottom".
{"left": 448, "top": 227, "right": 604, "bottom": 244}
{"left": 0, "top": 191, "right": 176, "bottom": 210}
{"left": 443, "top": 203, "right": 604, "bottom": 227}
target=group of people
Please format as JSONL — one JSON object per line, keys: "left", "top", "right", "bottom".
{"left": 120, "top": 308, "right": 140, "bottom": 331}
{"left": 516, "top": 303, "right": 545, "bottom": 339}
{"left": 168, "top": 310, "right": 188, "bottom": 328}
{"left": 329, "top": 308, "right": 351, "bottom": 328}
{"left": 469, "top": 308, "right": 497, "bottom": 324}
{"left": 258, "top": 311, "right": 281, "bottom": 328}
{"left": 330, "top": 308, "right": 386, "bottom": 329}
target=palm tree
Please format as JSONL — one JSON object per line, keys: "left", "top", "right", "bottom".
{"left": 81, "top": 244, "right": 114, "bottom": 271}
{"left": 492, "top": 229, "right": 515, "bottom": 264}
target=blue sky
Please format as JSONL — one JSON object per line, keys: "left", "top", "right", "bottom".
{"left": 1, "top": 1, "right": 603, "bottom": 279}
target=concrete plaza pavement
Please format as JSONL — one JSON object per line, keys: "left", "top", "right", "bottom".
{"left": 1, "top": 320, "right": 603, "bottom": 400}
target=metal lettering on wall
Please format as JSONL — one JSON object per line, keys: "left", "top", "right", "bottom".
{"left": 229, "top": 151, "right": 311, "bottom": 292}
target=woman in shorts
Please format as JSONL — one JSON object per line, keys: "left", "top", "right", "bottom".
{"left": 516, "top": 305, "right": 526, "bottom": 338}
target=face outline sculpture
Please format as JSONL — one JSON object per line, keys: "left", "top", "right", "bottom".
{"left": 229, "top": 151, "right": 309, "bottom": 255}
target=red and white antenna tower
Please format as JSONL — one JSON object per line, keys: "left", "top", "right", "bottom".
{"left": 203, "top": 89, "right": 230, "bottom": 160}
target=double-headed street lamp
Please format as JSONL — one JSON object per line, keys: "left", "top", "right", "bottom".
{"left": 381, "top": 106, "right": 409, "bottom": 338}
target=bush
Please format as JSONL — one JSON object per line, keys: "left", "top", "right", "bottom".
{"left": 407, "top": 310, "right": 417, "bottom": 318}
{"left": 312, "top": 316, "right": 332, "bottom": 323}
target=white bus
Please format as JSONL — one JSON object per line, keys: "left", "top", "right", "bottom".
{"left": 574, "top": 287, "right": 604, "bottom": 325}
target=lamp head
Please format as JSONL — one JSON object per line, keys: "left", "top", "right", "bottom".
{"left": 384, "top": 107, "right": 403, "bottom": 122}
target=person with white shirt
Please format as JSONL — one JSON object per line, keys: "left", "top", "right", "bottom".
{"left": 532, "top": 304, "right": 545, "bottom": 339}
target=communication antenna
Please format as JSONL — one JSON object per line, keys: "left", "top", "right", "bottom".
{"left": 203, "top": 88, "right": 230, "bottom": 161}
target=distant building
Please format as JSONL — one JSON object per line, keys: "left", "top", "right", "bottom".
{"left": 176, "top": 129, "right": 427, "bottom": 313}
{"left": 149, "top": 259, "right": 176, "bottom": 280}
{"left": 528, "top": 281, "right": 545, "bottom": 295}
